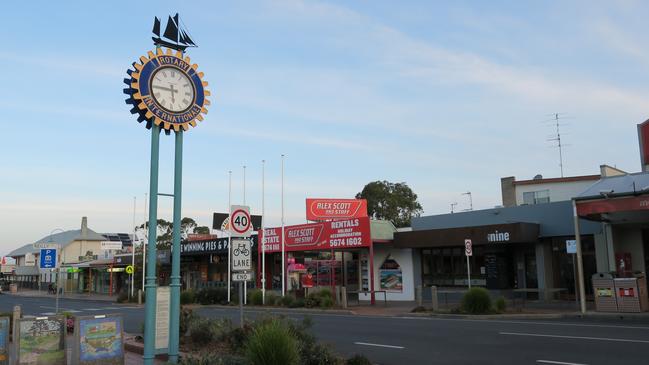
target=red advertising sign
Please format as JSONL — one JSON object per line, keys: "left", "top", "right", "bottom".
{"left": 306, "top": 198, "right": 368, "bottom": 221}
{"left": 260, "top": 216, "right": 372, "bottom": 253}
{"left": 577, "top": 195, "right": 649, "bottom": 216}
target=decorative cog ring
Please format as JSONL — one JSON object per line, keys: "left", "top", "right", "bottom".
{"left": 124, "top": 48, "right": 210, "bottom": 133}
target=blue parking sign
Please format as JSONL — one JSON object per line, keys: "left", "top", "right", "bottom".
{"left": 39, "top": 248, "right": 57, "bottom": 269}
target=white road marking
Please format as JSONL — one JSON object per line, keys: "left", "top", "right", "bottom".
{"left": 400, "top": 316, "right": 649, "bottom": 330}
{"left": 354, "top": 342, "right": 404, "bottom": 349}
{"left": 500, "top": 332, "right": 649, "bottom": 344}
{"left": 41, "top": 312, "right": 56, "bottom": 316}
{"left": 84, "top": 308, "right": 103, "bottom": 311}
{"left": 537, "top": 360, "right": 588, "bottom": 365}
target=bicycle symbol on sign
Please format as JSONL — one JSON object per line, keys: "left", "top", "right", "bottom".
{"left": 233, "top": 243, "right": 250, "bottom": 256}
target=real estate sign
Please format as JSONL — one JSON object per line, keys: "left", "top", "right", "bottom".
{"left": 306, "top": 198, "right": 368, "bottom": 221}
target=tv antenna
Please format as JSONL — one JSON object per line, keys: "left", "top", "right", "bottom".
{"left": 543, "top": 113, "right": 572, "bottom": 177}
{"left": 450, "top": 202, "right": 458, "bottom": 214}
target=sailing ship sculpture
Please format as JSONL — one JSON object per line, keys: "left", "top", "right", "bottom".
{"left": 152, "top": 13, "right": 197, "bottom": 51}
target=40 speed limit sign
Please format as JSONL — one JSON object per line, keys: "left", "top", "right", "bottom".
{"left": 229, "top": 205, "right": 252, "bottom": 237}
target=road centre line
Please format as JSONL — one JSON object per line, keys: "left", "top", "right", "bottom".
{"left": 500, "top": 332, "right": 649, "bottom": 344}
{"left": 208, "top": 307, "right": 649, "bottom": 331}
{"left": 537, "top": 360, "right": 588, "bottom": 365}
{"left": 354, "top": 342, "right": 405, "bottom": 349}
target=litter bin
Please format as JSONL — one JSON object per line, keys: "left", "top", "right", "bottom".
{"left": 614, "top": 275, "right": 648, "bottom": 313}
{"left": 592, "top": 273, "right": 617, "bottom": 312}
{"left": 9, "top": 284, "right": 17, "bottom": 293}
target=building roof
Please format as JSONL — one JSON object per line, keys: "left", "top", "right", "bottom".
{"left": 513, "top": 174, "right": 601, "bottom": 186}
{"left": 411, "top": 200, "right": 602, "bottom": 237}
{"left": 576, "top": 171, "right": 649, "bottom": 200}
{"left": 7, "top": 229, "right": 122, "bottom": 258}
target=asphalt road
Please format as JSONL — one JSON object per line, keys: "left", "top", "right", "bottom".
{"left": 2, "top": 294, "right": 648, "bottom": 365}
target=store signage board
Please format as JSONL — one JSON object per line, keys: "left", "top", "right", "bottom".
{"left": 73, "top": 314, "right": 125, "bottom": 365}
{"left": 40, "top": 248, "right": 58, "bottom": 269}
{"left": 100, "top": 241, "right": 123, "bottom": 251}
{"left": 261, "top": 216, "right": 372, "bottom": 253}
{"left": 464, "top": 239, "right": 473, "bottom": 256}
{"left": 155, "top": 286, "right": 170, "bottom": 353}
{"left": 24, "top": 253, "right": 36, "bottom": 267}
{"left": 231, "top": 239, "right": 252, "bottom": 272}
{"left": 229, "top": 205, "right": 252, "bottom": 238}
{"left": 566, "top": 240, "right": 577, "bottom": 254}
{"left": 306, "top": 198, "right": 368, "bottom": 221}
{"left": 33, "top": 242, "right": 59, "bottom": 250}
{"left": 232, "top": 272, "right": 252, "bottom": 281}
{"left": 16, "top": 316, "right": 66, "bottom": 365}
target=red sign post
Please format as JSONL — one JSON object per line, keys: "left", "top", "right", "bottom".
{"left": 306, "top": 198, "right": 368, "bottom": 221}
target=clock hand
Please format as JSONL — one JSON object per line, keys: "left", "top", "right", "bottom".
{"left": 152, "top": 85, "right": 179, "bottom": 93}
{"left": 170, "top": 84, "right": 176, "bottom": 104}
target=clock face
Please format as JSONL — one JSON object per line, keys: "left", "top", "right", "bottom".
{"left": 150, "top": 67, "right": 195, "bottom": 113}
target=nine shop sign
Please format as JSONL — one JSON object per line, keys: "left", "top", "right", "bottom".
{"left": 306, "top": 198, "right": 368, "bottom": 221}
{"left": 261, "top": 216, "right": 372, "bottom": 253}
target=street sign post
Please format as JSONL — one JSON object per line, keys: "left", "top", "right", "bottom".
{"left": 464, "top": 239, "right": 472, "bottom": 289}
{"left": 39, "top": 249, "right": 57, "bottom": 269}
{"left": 566, "top": 239, "right": 578, "bottom": 309}
{"left": 230, "top": 237, "right": 251, "bottom": 328}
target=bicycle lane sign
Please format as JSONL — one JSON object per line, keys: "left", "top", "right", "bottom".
{"left": 231, "top": 238, "right": 252, "bottom": 272}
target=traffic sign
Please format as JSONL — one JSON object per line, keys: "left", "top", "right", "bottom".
{"left": 232, "top": 272, "right": 252, "bottom": 282}
{"left": 125, "top": 265, "right": 134, "bottom": 275}
{"left": 229, "top": 205, "right": 252, "bottom": 237}
{"left": 231, "top": 239, "right": 252, "bottom": 271}
{"left": 566, "top": 240, "right": 577, "bottom": 254}
{"left": 39, "top": 249, "right": 57, "bottom": 269}
{"left": 464, "top": 239, "right": 473, "bottom": 257}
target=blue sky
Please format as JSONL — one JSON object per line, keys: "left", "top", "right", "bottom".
{"left": 1, "top": 1, "right": 648, "bottom": 254}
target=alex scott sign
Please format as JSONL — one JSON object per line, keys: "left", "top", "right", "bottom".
{"left": 306, "top": 198, "right": 368, "bottom": 221}
{"left": 261, "top": 217, "right": 371, "bottom": 253}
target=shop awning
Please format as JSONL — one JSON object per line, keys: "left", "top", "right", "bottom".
{"left": 575, "top": 171, "right": 649, "bottom": 222}
{"left": 394, "top": 222, "right": 540, "bottom": 248}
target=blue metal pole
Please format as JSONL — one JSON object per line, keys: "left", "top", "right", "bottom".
{"left": 143, "top": 124, "right": 161, "bottom": 365}
{"left": 168, "top": 129, "right": 183, "bottom": 362}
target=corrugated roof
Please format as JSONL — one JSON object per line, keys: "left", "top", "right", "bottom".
{"left": 7, "top": 228, "right": 108, "bottom": 257}
{"left": 370, "top": 220, "right": 397, "bottom": 241}
{"left": 576, "top": 171, "right": 649, "bottom": 200}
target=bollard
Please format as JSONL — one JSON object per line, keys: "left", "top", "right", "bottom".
{"left": 138, "top": 289, "right": 143, "bottom": 305}
{"left": 431, "top": 286, "right": 439, "bottom": 311}
{"left": 12, "top": 305, "right": 20, "bottom": 343}
{"left": 416, "top": 285, "right": 423, "bottom": 307}
{"left": 341, "top": 287, "right": 348, "bottom": 309}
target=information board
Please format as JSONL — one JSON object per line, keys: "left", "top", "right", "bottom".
{"left": 16, "top": 316, "right": 66, "bottom": 365}
{"left": 74, "top": 314, "right": 125, "bottom": 365}
{"left": 155, "top": 287, "right": 170, "bottom": 352}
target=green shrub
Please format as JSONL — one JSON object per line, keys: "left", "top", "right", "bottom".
{"left": 177, "top": 354, "right": 247, "bottom": 365}
{"left": 245, "top": 319, "right": 299, "bottom": 365}
{"left": 289, "top": 298, "right": 305, "bottom": 308}
{"left": 346, "top": 354, "right": 372, "bottom": 365}
{"left": 280, "top": 295, "right": 294, "bottom": 307}
{"left": 411, "top": 306, "right": 426, "bottom": 313}
{"left": 495, "top": 297, "right": 506, "bottom": 313}
{"left": 305, "top": 293, "right": 321, "bottom": 308}
{"left": 180, "top": 307, "right": 196, "bottom": 336}
{"left": 249, "top": 289, "right": 263, "bottom": 306}
{"left": 188, "top": 318, "right": 229, "bottom": 345}
{"left": 318, "top": 288, "right": 333, "bottom": 300}
{"left": 180, "top": 290, "right": 195, "bottom": 305}
{"left": 320, "top": 297, "right": 334, "bottom": 308}
{"left": 461, "top": 287, "right": 492, "bottom": 314}
{"left": 196, "top": 288, "right": 228, "bottom": 305}
{"left": 265, "top": 292, "right": 279, "bottom": 306}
